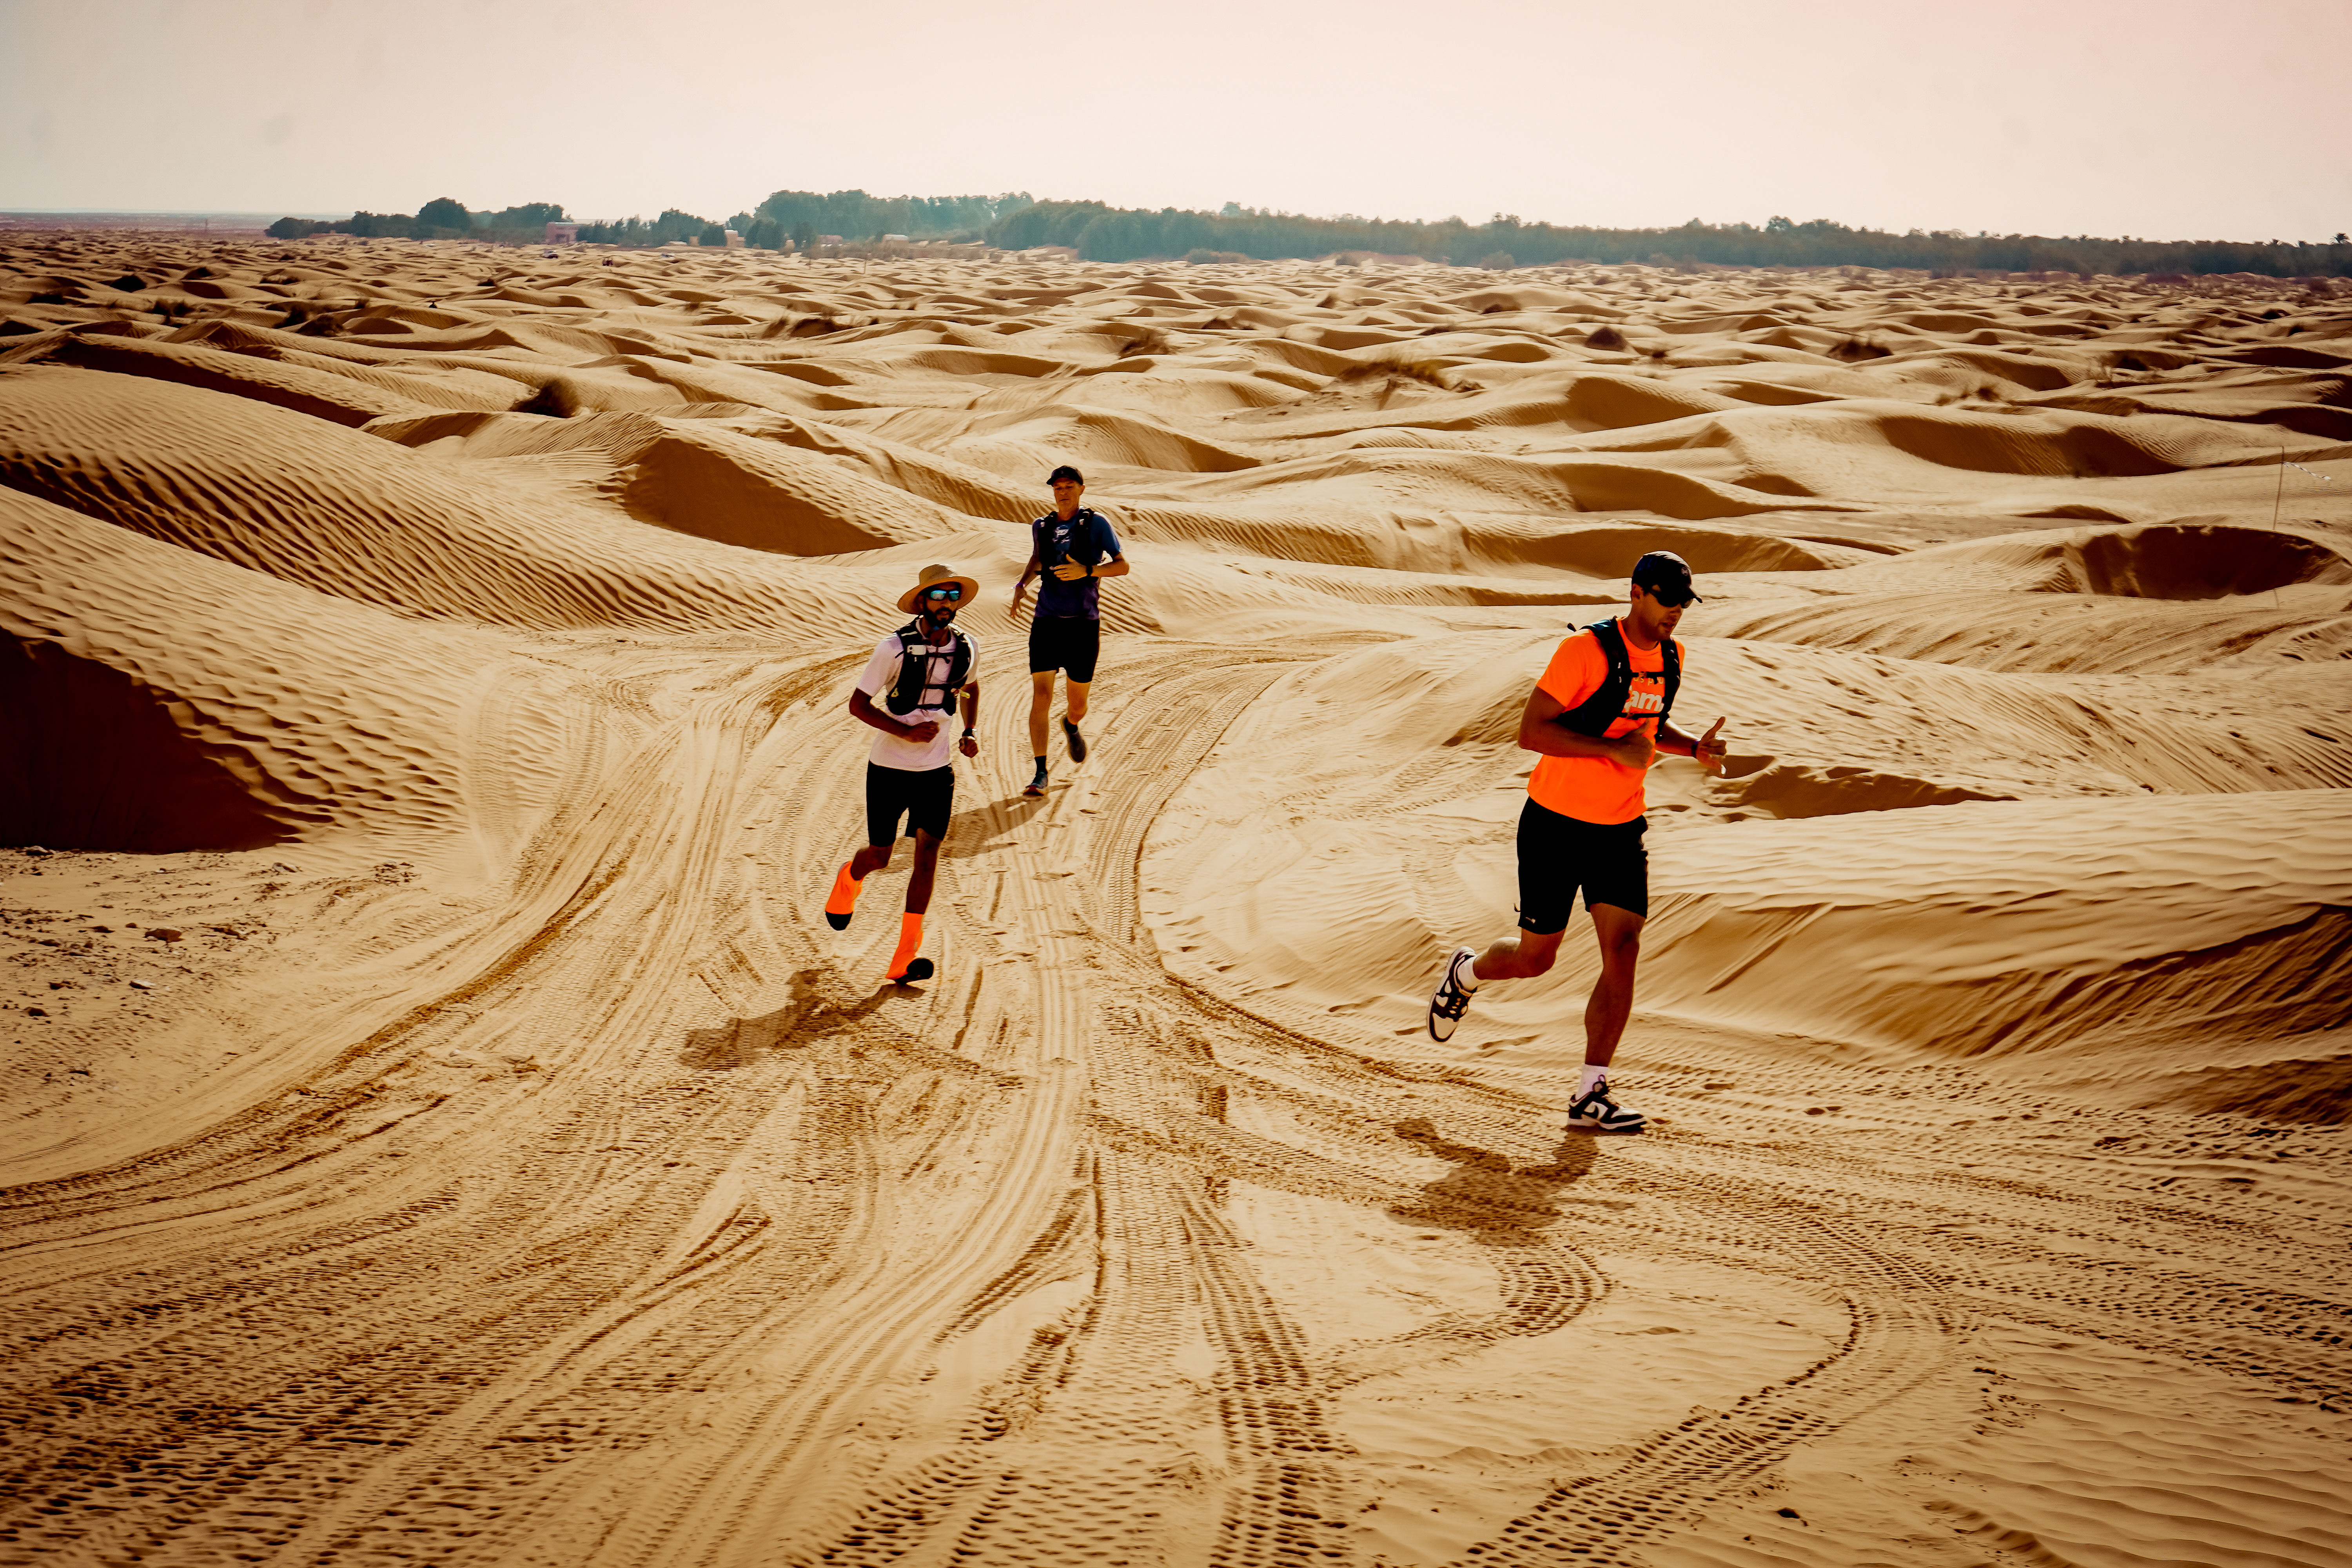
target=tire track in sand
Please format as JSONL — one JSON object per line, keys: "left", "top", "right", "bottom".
{"left": 8, "top": 633, "right": 2335, "bottom": 1568}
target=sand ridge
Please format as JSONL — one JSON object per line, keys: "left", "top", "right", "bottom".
{"left": 2, "top": 234, "right": 2350, "bottom": 1567}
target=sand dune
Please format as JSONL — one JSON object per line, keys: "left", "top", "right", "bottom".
{"left": 3, "top": 235, "right": 2348, "bottom": 1567}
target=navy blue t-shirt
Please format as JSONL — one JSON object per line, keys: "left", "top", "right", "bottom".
{"left": 1031, "top": 508, "right": 1122, "bottom": 620}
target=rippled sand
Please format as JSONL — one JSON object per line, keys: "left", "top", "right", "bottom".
{"left": 4, "top": 237, "right": 2350, "bottom": 1567}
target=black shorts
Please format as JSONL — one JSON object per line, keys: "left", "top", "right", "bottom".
{"left": 1028, "top": 616, "right": 1101, "bottom": 684}
{"left": 1516, "top": 799, "right": 1648, "bottom": 933}
{"left": 866, "top": 763, "right": 953, "bottom": 846}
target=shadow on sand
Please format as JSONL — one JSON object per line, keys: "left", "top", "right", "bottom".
{"left": 1390, "top": 1118, "right": 1601, "bottom": 1242}
{"left": 677, "top": 966, "right": 911, "bottom": 1070}
{"left": 1336, "top": 1120, "right": 1617, "bottom": 1364}
{"left": 938, "top": 789, "right": 1051, "bottom": 860}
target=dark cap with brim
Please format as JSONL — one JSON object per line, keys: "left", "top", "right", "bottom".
{"left": 1631, "top": 549, "right": 1702, "bottom": 605}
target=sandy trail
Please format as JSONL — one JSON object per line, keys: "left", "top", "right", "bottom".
{"left": 3, "top": 639, "right": 2342, "bottom": 1567}
{"left": 3, "top": 240, "right": 2349, "bottom": 1566}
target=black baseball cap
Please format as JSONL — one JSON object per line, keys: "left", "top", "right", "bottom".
{"left": 1631, "top": 550, "right": 1702, "bottom": 605}
{"left": 1048, "top": 465, "right": 1085, "bottom": 486}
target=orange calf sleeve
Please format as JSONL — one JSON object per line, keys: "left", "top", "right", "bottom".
{"left": 825, "top": 861, "right": 864, "bottom": 916}
{"left": 886, "top": 912, "right": 925, "bottom": 979}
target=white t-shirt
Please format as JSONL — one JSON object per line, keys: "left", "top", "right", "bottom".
{"left": 855, "top": 626, "right": 978, "bottom": 771}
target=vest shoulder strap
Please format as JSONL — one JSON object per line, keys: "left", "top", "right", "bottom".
{"left": 1555, "top": 621, "right": 1628, "bottom": 738}
{"left": 1588, "top": 616, "right": 1629, "bottom": 672}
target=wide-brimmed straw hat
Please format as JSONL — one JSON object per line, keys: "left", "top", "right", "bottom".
{"left": 896, "top": 563, "right": 981, "bottom": 615}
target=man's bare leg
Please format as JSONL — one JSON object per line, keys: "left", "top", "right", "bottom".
{"left": 887, "top": 828, "right": 943, "bottom": 981}
{"left": 826, "top": 837, "right": 892, "bottom": 930}
{"left": 1064, "top": 679, "right": 1090, "bottom": 730}
{"left": 1027, "top": 670, "right": 1058, "bottom": 759}
{"left": 1582, "top": 903, "right": 1645, "bottom": 1068}
{"left": 1471, "top": 926, "right": 1564, "bottom": 983}
{"left": 904, "top": 829, "right": 942, "bottom": 915}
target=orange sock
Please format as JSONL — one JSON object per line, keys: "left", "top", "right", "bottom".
{"left": 826, "top": 862, "right": 863, "bottom": 916}
{"left": 886, "top": 912, "right": 924, "bottom": 978}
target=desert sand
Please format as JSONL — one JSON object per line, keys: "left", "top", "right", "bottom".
{"left": 3, "top": 235, "right": 2349, "bottom": 1567}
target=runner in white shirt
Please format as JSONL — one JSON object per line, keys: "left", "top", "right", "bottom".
{"left": 821, "top": 564, "right": 981, "bottom": 983}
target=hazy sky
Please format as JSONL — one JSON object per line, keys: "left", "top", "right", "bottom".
{"left": 4, "top": 0, "right": 2345, "bottom": 241}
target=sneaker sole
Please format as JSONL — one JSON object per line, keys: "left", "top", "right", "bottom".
{"left": 892, "top": 958, "right": 935, "bottom": 984}
{"left": 824, "top": 912, "right": 851, "bottom": 931}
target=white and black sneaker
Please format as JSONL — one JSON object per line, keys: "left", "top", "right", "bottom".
{"left": 1568, "top": 1079, "right": 1646, "bottom": 1135}
{"left": 1426, "top": 946, "right": 1479, "bottom": 1042}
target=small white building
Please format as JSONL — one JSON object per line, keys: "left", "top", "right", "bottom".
{"left": 545, "top": 222, "right": 579, "bottom": 244}
{"left": 723, "top": 230, "right": 745, "bottom": 249}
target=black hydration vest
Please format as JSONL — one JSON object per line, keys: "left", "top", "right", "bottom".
{"left": 1555, "top": 617, "right": 1678, "bottom": 737}
{"left": 884, "top": 621, "right": 973, "bottom": 716}
{"left": 1034, "top": 507, "right": 1107, "bottom": 572}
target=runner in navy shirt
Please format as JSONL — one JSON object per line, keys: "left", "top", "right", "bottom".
{"left": 1010, "top": 465, "right": 1129, "bottom": 797}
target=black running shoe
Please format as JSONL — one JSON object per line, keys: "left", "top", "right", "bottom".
{"left": 1568, "top": 1080, "right": 1646, "bottom": 1134}
{"left": 1062, "top": 718, "right": 1087, "bottom": 763}
{"left": 1427, "top": 946, "right": 1477, "bottom": 1042}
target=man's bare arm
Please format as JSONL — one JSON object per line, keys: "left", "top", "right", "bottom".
{"left": 849, "top": 687, "right": 937, "bottom": 742}
{"left": 956, "top": 681, "right": 980, "bottom": 756}
{"left": 1050, "top": 552, "right": 1128, "bottom": 582}
{"left": 1517, "top": 685, "right": 1653, "bottom": 766}
{"left": 1010, "top": 548, "right": 1043, "bottom": 618}
{"left": 1657, "top": 716, "right": 1729, "bottom": 773}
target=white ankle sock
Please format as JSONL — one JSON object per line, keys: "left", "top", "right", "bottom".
{"left": 1577, "top": 1065, "right": 1608, "bottom": 1098}
{"left": 1454, "top": 950, "right": 1482, "bottom": 991}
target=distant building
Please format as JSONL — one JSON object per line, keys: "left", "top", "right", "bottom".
{"left": 882, "top": 234, "right": 909, "bottom": 243}
{"left": 817, "top": 235, "right": 844, "bottom": 247}
{"left": 545, "top": 222, "right": 579, "bottom": 244}
{"left": 723, "top": 230, "right": 745, "bottom": 249}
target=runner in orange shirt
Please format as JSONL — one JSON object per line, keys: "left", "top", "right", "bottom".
{"left": 1425, "top": 551, "right": 1729, "bottom": 1133}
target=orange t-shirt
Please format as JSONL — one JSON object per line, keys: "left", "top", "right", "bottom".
{"left": 1526, "top": 628, "right": 1682, "bottom": 825}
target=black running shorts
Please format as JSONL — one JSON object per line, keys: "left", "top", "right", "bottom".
{"left": 1028, "top": 615, "right": 1101, "bottom": 684}
{"left": 1515, "top": 799, "right": 1648, "bottom": 933}
{"left": 866, "top": 763, "right": 953, "bottom": 846}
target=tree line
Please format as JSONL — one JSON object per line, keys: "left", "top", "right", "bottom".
{"left": 266, "top": 190, "right": 1033, "bottom": 251}
{"left": 265, "top": 192, "right": 2350, "bottom": 278}
{"left": 268, "top": 198, "right": 568, "bottom": 243}
{"left": 989, "top": 202, "right": 2352, "bottom": 278}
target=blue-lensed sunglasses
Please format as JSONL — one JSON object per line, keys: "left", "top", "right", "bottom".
{"left": 923, "top": 584, "right": 963, "bottom": 602}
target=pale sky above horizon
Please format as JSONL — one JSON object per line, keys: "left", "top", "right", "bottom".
{"left": 3, "top": 0, "right": 2345, "bottom": 243}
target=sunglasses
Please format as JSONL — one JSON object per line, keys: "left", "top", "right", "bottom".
{"left": 923, "top": 585, "right": 963, "bottom": 602}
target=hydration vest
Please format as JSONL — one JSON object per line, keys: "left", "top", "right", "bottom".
{"left": 1555, "top": 617, "right": 1678, "bottom": 737}
{"left": 884, "top": 621, "right": 973, "bottom": 716}
{"left": 1034, "top": 507, "right": 1107, "bottom": 572}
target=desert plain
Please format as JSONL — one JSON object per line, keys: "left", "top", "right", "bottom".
{"left": 1, "top": 235, "right": 2349, "bottom": 1567}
